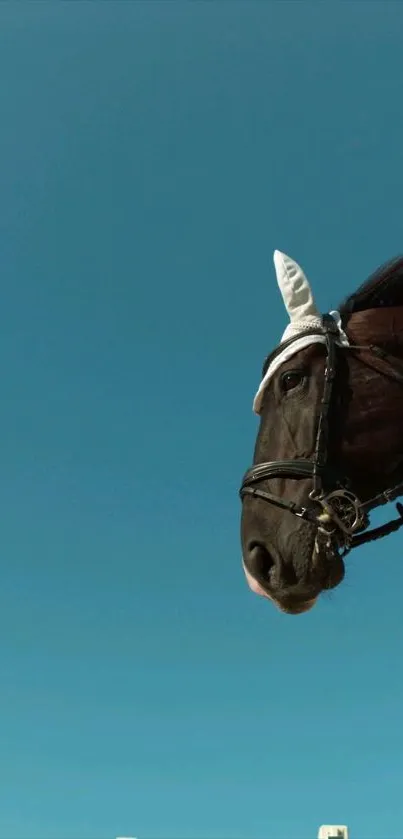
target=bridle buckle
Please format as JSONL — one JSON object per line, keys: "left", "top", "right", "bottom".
{"left": 318, "top": 489, "right": 367, "bottom": 537}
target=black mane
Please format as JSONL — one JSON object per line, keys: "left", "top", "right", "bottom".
{"left": 339, "top": 256, "right": 403, "bottom": 315}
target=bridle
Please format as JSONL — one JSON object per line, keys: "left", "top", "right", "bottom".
{"left": 240, "top": 314, "right": 403, "bottom": 556}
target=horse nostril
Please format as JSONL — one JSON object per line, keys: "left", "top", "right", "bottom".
{"left": 247, "top": 541, "right": 276, "bottom": 582}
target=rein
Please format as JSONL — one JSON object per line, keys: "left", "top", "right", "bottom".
{"left": 239, "top": 316, "right": 403, "bottom": 556}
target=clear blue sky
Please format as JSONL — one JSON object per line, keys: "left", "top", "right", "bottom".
{"left": 1, "top": 3, "right": 403, "bottom": 838}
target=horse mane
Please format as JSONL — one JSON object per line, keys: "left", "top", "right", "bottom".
{"left": 339, "top": 256, "right": 403, "bottom": 315}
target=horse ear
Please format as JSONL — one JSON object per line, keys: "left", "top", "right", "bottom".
{"left": 273, "top": 250, "right": 320, "bottom": 322}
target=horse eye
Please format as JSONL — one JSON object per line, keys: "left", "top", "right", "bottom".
{"left": 280, "top": 371, "right": 304, "bottom": 393}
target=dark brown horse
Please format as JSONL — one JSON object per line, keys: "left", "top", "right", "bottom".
{"left": 240, "top": 251, "right": 403, "bottom": 615}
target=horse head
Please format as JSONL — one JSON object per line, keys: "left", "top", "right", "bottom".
{"left": 240, "top": 251, "right": 403, "bottom": 614}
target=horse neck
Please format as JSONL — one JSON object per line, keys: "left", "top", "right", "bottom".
{"left": 342, "top": 306, "right": 403, "bottom": 497}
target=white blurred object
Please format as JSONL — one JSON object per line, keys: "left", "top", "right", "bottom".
{"left": 318, "top": 827, "right": 349, "bottom": 839}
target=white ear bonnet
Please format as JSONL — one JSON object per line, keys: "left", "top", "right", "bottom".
{"left": 253, "top": 251, "right": 350, "bottom": 414}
